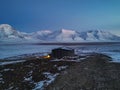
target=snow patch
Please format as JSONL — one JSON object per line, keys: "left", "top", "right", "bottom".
{"left": 58, "top": 66, "right": 68, "bottom": 71}
{"left": 33, "top": 72, "right": 59, "bottom": 90}
{"left": 0, "top": 60, "right": 26, "bottom": 65}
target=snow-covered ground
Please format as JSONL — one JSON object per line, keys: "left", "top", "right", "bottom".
{"left": 0, "top": 43, "right": 119, "bottom": 90}
{"left": 0, "top": 43, "right": 120, "bottom": 62}
{"left": 0, "top": 60, "right": 26, "bottom": 65}
{"left": 0, "top": 44, "right": 60, "bottom": 59}
{"left": 33, "top": 72, "right": 59, "bottom": 90}
{"left": 75, "top": 44, "right": 120, "bottom": 62}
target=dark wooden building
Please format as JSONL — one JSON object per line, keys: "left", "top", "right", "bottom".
{"left": 51, "top": 47, "right": 75, "bottom": 59}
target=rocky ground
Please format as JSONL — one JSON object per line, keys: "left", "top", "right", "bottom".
{"left": 47, "top": 54, "right": 120, "bottom": 90}
{"left": 0, "top": 54, "right": 80, "bottom": 90}
{"left": 0, "top": 53, "right": 120, "bottom": 90}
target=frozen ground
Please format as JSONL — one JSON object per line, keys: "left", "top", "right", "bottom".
{"left": 0, "top": 44, "right": 60, "bottom": 59}
{"left": 0, "top": 60, "right": 26, "bottom": 65}
{"left": 0, "top": 43, "right": 120, "bottom": 62}
{"left": 0, "top": 42, "right": 119, "bottom": 90}
{"left": 33, "top": 72, "right": 59, "bottom": 90}
{"left": 75, "top": 44, "right": 120, "bottom": 62}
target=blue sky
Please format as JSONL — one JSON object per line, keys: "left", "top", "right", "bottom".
{"left": 0, "top": 0, "right": 120, "bottom": 35}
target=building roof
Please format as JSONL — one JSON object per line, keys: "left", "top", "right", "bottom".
{"left": 53, "top": 47, "right": 74, "bottom": 51}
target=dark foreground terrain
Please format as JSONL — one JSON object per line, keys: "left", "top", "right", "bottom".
{"left": 47, "top": 54, "right": 120, "bottom": 90}
{"left": 0, "top": 53, "right": 120, "bottom": 90}
{"left": 0, "top": 55, "right": 77, "bottom": 90}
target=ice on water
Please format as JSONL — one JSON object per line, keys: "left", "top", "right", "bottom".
{"left": 0, "top": 44, "right": 120, "bottom": 62}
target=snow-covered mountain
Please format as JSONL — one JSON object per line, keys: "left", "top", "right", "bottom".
{"left": 78, "top": 30, "right": 120, "bottom": 41}
{"left": 32, "top": 29, "right": 120, "bottom": 42}
{"left": 0, "top": 24, "right": 31, "bottom": 40}
{"left": 0, "top": 24, "right": 120, "bottom": 43}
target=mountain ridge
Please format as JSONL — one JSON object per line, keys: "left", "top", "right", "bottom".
{"left": 0, "top": 24, "right": 120, "bottom": 43}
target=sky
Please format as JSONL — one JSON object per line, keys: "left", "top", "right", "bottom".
{"left": 0, "top": 0, "right": 120, "bottom": 35}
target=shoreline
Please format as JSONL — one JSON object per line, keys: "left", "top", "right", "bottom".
{"left": 0, "top": 42, "right": 120, "bottom": 46}
{"left": 35, "top": 42, "right": 120, "bottom": 45}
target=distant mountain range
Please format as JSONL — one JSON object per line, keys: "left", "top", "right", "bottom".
{"left": 0, "top": 24, "right": 120, "bottom": 43}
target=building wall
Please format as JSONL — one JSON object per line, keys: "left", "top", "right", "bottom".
{"left": 52, "top": 49, "right": 74, "bottom": 59}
